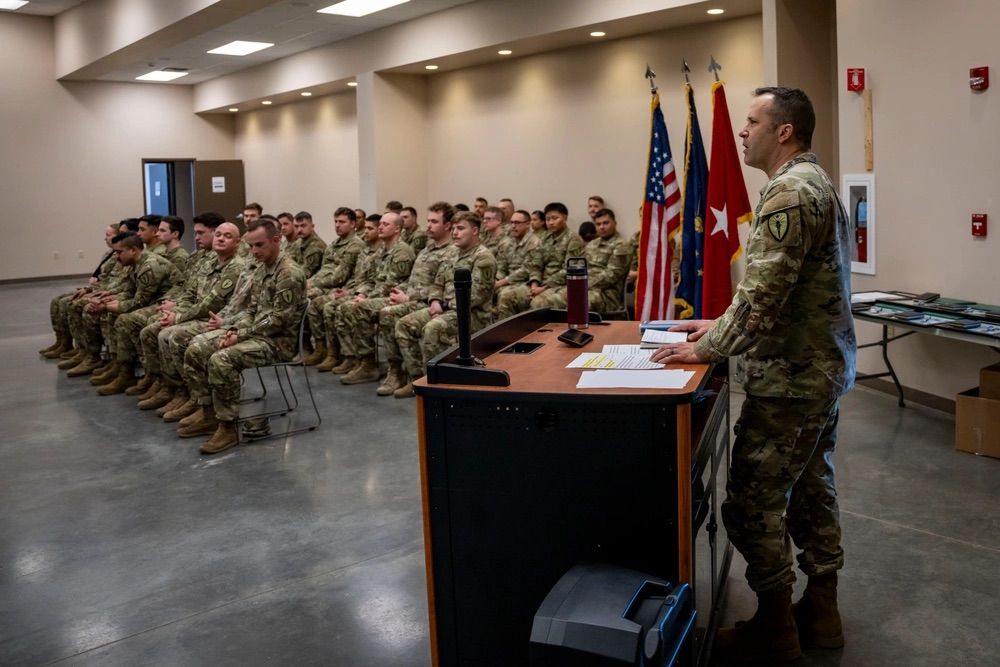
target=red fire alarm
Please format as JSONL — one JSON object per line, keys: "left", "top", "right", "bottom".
{"left": 972, "top": 213, "right": 987, "bottom": 237}
{"left": 847, "top": 68, "right": 865, "bottom": 92}
{"left": 970, "top": 66, "right": 989, "bottom": 91}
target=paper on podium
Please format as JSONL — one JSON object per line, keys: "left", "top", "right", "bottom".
{"left": 576, "top": 369, "right": 695, "bottom": 389}
{"left": 567, "top": 352, "right": 663, "bottom": 370}
{"left": 640, "top": 329, "right": 688, "bottom": 348}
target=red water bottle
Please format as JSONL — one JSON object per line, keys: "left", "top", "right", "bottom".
{"left": 566, "top": 257, "right": 589, "bottom": 329}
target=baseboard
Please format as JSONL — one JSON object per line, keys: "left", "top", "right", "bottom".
{"left": 857, "top": 378, "right": 956, "bottom": 414}
{"left": 0, "top": 274, "right": 90, "bottom": 286}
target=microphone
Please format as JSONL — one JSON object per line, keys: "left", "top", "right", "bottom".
{"left": 454, "top": 267, "right": 474, "bottom": 366}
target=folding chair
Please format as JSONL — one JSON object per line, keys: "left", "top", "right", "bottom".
{"left": 599, "top": 273, "right": 633, "bottom": 321}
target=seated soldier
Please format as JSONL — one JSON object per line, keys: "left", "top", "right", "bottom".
{"left": 578, "top": 221, "right": 597, "bottom": 243}
{"left": 584, "top": 208, "right": 631, "bottom": 315}
{"left": 481, "top": 206, "right": 512, "bottom": 259}
{"left": 180, "top": 219, "right": 306, "bottom": 455}
{"left": 400, "top": 206, "right": 428, "bottom": 254}
{"left": 394, "top": 211, "right": 496, "bottom": 398}
{"left": 291, "top": 211, "right": 327, "bottom": 277}
{"left": 495, "top": 209, "right": 541, "bottom": 293}
{"left": 157, "top": 215, "right": 190, "bottom": 272}
{"left": 278, "top": 212, "right": 298, "bottom": 249}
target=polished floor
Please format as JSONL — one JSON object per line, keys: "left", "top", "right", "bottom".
{"left": 2, "top": 279, "right": 999, "bottom": 666}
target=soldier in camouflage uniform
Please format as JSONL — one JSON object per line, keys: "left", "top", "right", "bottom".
{"left": 134, "top": 217, "right": 243, "bottom": 417}
{"left": 319, "top": 216, "right": 383, "bottom": 374}
{"left": 480, "top": 206, "right": 512, "bottom": 260}
{"left": 156, "top": 216, "right": 191, "bottom": 273}
{"left": 335, "top": 212, "right": 416, "bottom": 384}
{"left": 290, "top": 211, "right": 327, "bottom": 277}
{"left": 651, "top": 87, "right": 856, "bottom": 663}
{"left": 494, "top": 209, "right": 540, "bottom": 293}
{"left": 375, "top": 202, "right": 455, "bottom": 396}
{"left": 303, "top": 208, "right": 365, "bottom": 367}
{"left": 181, "top": 219, "right": 306, "bottom": 455}
{"left": 394, "top": 211, "right": 496, "bottom": 398}
{"left": 582, "top": 208, "right": 631, "bottom": 314}
{"left": 400, "top": 206, "right": 428, "bottom": 254}
{"left": 494, "top": 202, "right": 585, "bottom": 319}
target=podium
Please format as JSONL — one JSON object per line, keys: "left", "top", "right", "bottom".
{"left": 414, "top": 311, "right": 732, "bottom": 666}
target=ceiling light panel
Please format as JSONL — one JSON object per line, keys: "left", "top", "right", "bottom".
{"left": 317, "top": 0, "right": 410, "bottom": 18}
{"left": 135, "top": 70, "right": 189, "bottom": 82}
{"left": 0, "top": 1, "right": 29, "bottom": 11}
{"left": 207, "top": 40, "right": 275, "bottom": 56}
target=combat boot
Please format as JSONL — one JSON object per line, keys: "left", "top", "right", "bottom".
{"left": 178, "top": 405, "right": 218, "bottom": 438}
{"left": 126, "top": 373, "right": 156, "bottom": 397}
{"left": 393, "top": 381, "right": 415, "bottom": 399}
{"left": 137, "top": 378, "right": 163, "bottom": 402}
{"left": 96, "top": 367, "right": 137, "bottom": 395}
{"left": 90, "top": 361, "right": 120, "bottom": 386}
{"left": 91, "top": 360, "right": 113, "bottom": 378}
{"left": 331, "top": 356, "right": 358, "bottom": 375}
{"left": 66, "top": 354, "right": 102, "bottom": 377}
{"left": 303, "top": 343, "right": 327, "bottom": 366}
{"left": 42, "top": 335, "right": 69, "bottom": 358}
{"left": 164, "top": 397, "right": 198, "bottom": 422}
{"left": 138, "top": 386, "right": 174, "bottom": 410}
{"left": 59, "top": 347, "right": 79, "bottom": 360}
{"left": 200, "top": 421, "right": 239, "bottom": 455}
{"left": 714, "top": 585, "right": 800, "bottom": 664}
{"left": 793, "top": 573, "right": 844, "bottom": 649}
{"left": 341, "top": 355, "right": 379, "bottom": 384}
{"left": 58, "top": 349, "right": 87, "bottom": 370}
{"left": 39, "top": 337, "right": 61, "bottom": 355}
{"left": 157, "top": 391, "right": 186, "bottom": 416}
{"left": 315, "top": 353, "right": 339, "bottom": 372}
{"left": 376, "top": 362, "right": 405, "bottom": 396}
{"left": 179, "top": 406, "right": 206, "bottom": 428}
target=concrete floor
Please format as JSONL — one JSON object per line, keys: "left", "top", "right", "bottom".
{"left": 2, "top": 279, "right": 999, "bottom": 666}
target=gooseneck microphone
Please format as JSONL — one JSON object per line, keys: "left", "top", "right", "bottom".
{"left": 454, "top": 267, "right": 474, "bottom": 366}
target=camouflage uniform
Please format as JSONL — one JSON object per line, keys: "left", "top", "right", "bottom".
{"left": 334, "top": 241, "right": 416, "bottom": 358}
{"left": 583, "top": 231, "right": 631, "bottom": 314}
{"left": 184, "top": 254, "right": 306, "bottom": 422}
{"left": 65, "top": 260, "right": 129, "bottom": 352}
{"left": 161, "top": 245, "right": 190, "bottom": 273}
{"left": 494, "top": 227, "right": 585, "bottom": 318}
{"left": 396, "top": 243, "right": 496, "bottom": 380}
{"left": 693, "top": 153, "right": 856, "bottom": 593}
{"left": 319, "top": 243, "right": 382, "bottom": 349}
{"left": 306, "top": 233, "right": 365, "bottom": 345}
{"left": 402, "top": 226, "right": 428, "bottom": 254}
{"left": 481, "top": 230, "right": 512, "bottom": 264}
{"left": 290, "top": 233, "right": 327, "bottom": 277}
{"left": 49, "top": 250, "right": 115, "bottom": 343}
{"left": 496, "top": 230, "right": 540, "bottom": 285}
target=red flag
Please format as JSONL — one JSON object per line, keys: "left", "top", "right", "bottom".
{"left": 636, "top": 92, "right": 681, "bottom": 322}
{"left": 702, "top": 81, "right": 751, "bottom": 319}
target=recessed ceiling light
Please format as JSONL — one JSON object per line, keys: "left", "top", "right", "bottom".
{"left": 707, "top": 8, "right": 725, "bottom": 15}
{"left": 425, "top": 64, "right": 439, "bottom": 70}
{"left": 498, "top": 49, "right": 513, "bottom": 56}
{"left": 228, "top": 108, "right": 239, "bottom": 112}
{"left": 317, "top": 0, "right": 409, "bottom": 18}
{"left": 207, "top": 40, "right": 274, "bottom": 56}
{"left": 0, "top": 1, "right": 29, "bottom": 11}
{"left": 347, "top": 81, "right": 358, "bottom": 87}
{"left": 262, "top": 100, "right": 273, "bottom": 105}
{"left": 301, "top": 91, "right": 312, "bottom": 96}
{"left": 589, "top": 31, "right": 606, "bottom": 37}
{"left": 135, "top": 70, "right": 189, "bottom": 82}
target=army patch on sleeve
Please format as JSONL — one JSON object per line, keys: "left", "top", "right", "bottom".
{"left": 767, "top": 212, "right": 789, "bottom": 242}
{"left": 221, "top": 279, "right": 234, "bottom": 290}
{"left": 282, "top": 290, "right": 293, "bottom": 304}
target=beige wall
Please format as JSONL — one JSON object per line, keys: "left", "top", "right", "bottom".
{"left": 0, "top": 14, "right": 234, "bottom": 282}
{"left": 233, "top": 91, "right": 360, "bottom": 242}
{"left": 425, "top": 15, "right": 768, "bottom": 234}
{"left": 838, "top": 0, "right": 1000, "bottom": 399}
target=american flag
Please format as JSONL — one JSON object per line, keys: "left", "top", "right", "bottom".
{"left": 636, "top": 92, "right": 681, "bottom": 322}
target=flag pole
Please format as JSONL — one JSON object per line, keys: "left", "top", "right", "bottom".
{"left": 681, "top": 60, "right": 691, "bottom": 84}
{"left": 645, "top": 65, "right": 657, "bottom": 94}
{"left": 709, "top": 56, "right": 721, "bottom": 82}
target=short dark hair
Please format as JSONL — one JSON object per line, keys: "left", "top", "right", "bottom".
{"left": 588, "top": 195, "right": 605, "bottom": 205}
{"left": 119, "top": 218, "right": 140, "bottom": 232}
{"left": 244, "top": 202, "right": 263, "bottom": 214}
{"left": 294, "top": 211, "right": 312, "bottom": 222}
{"left": 531, "top": 210, "right": 543, "bottom": 219}
{"left": 384, "top": 200, "right": 403, "bottom": 212}
{"left": 193, "top": 212, "right": 225, "bottom": 229}
{"left": 454, "top": 211, "right": 482, "bottom": 230}
{"left": 484, "top": 206, "right": 504, "bottom": 219}
{"left": 475, "top": 197, "right": 488, "bottom": 205}
{"left": 544, "top": 202, "right": 568, "bottom": 216}
{"left": 161, "top": 215, "right": 185, "bottom": 239}
{"left": 334, "top": 207, "right": 357, "bottom": 222}
{"left": 277, "top": 211, "right": 293, "bottom": 222}
{"left": 247, "top": 218, "right": 279, "bottom": 238}
{"left": 455, "top": 203, "right": 470, "bottom": 212}
{"left": 499, "top": 198, "right": 514, "bottom": 205}
{"left": 139, "top": 214, "right": 162, "bottom": 227}
{"left": 365, "top": 214, "right": 382, "bottom": 223}
{"left": 112, "top": 232, "right": 143, "bottom": 249}
{"left": 428, "top": 201, "right": 456, "bottom": 222}
{"left": 402, "top": 206, "right": 418, "bottom": 217}
{"left": 594, "top": 208, "right": 616, "bottom": 221}
{"left": 579, "top": 221, "right": 597, "bottom": 237}
{"left": 753, "top": 86, "right": 815, "bottom": 150}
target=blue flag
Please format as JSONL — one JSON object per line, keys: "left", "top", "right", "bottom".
{"left": 675, "top": 83, "right": 709, "bottom": 320}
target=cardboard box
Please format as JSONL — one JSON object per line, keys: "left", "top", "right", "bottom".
{"left": 981, "top": 363, "right": 1000, "bottom": 400}
{"left": 955, "top": 388, "right": 1000, "bottom": 459}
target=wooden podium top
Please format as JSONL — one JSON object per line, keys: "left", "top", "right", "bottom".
{"left": 415, "top": 320, "right": 710, "bottom": 399}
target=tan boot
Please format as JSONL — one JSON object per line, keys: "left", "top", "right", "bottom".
{"left": 793, "top": 573, "right": 844, "bottom": 649}
{"left": 315, "top": 351, "right": 341, "bottom": 372}
{"left": 303, "top": 343, "right": 327, "bottom": 366}
{"left": 137, "top": 378, "right": 163, "bottom": 402}
{"left": 126, "top": 374, "right": 156, "bottom": 397}
{"left": 178, "top": 406, "right": 206, "bottom": 428}
{"left": 39, "top": 337, "right": 62, "bottom": 355}
{"left": 178, "top": 405, "right": 218, "bottom": 438}
{"left": 157, "top": 392, "right": 186, "bottom": 417}
{"left": 376, "top": 363, "right": 405, "bottom": 396}
{"left": 96, "top": 367, "right": 137, "bottom": 395}
{"left": 42, "top": 335, "right": 69, "bottom": 358}
{"left": 137, "top": 386, "right": 174, "bottom": 410}
{"left": 58, "top": 349, "right": 87, "bottom": 370}
{"left": 393, "top": 381, "right": 415, "bottom": 399}
{"left": 66, "top": 354, "right": 102, "bottom": 377}
{"left": 331, "top": 356, "right": 357, "bottom": 375}
{"left": 59, "top": 348, "right": 80, "bottom": 360}
{"left": 715, "top": 586, "right": 801, "bottom": 664}
{"left": 341, "top": 355, "right": 379, "bottom": 384}
{"left": 164, "top": 397, "right": 198, "bottom": 422}
{"left": 90, "top": 361, "right": 120, "bottom": 386}
{"left": 200, "top": 421, "right": 239, "bottom": 455}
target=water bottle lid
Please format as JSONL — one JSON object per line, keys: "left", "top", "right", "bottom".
{"left": 566, "top": 257, "right": 588, "bottom": 276}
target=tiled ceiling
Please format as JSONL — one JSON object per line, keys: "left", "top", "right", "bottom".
{"left": 88, "top": 0, "right": 477, "bottom": 84}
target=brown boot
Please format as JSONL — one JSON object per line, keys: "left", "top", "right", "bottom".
{"left": 793, "top": 573, "right": 844, "bottom": 649}
{"left": 66, "top": 354, "right": 102, "bottom": 377}
{"left": 303, "top": 343, "right": 327, "bottom": 366}
{"left": 376, "top": 362, "right": 405, "bottom": 396}
{"left": 157, "top": 391, "right": 186, "bottom": 417}
{"left": 164, "top": 397, "right": 198, "bottom": 422}
{"left": 715, "top": 586, "right": 800, "bottom": 664}
{"left": 179, "top": 406, "right": 206, "bottom": 428}
{"left": 126, "top": 374, "right": 156, "bottom": 397}
{"left": 200, "top": 421, "right": 239, "bottom": 455}
{"left": 315, "top": 351, "right": 341, "bottom": 372}
{"left": 331, "top": 356, "right": 357, "bottom": 375}
{"left": 178, "top": 405, "right": 218, "bottom": 438}
{"left": 42, "top": 335, "right": 69, "bottom": 358}
{"left": 90, "top": 361, "right": 120, "bottom": 386}
{"left": 96, "top": 367, "right": 137, "bottom": 395}
{"left": 393, "top": 381, "right": 415, "bottom": 399}
{"left": 138, "top": 386, "right": 174, "bottom": 410}
{"left": 39, "top": 337, "right": 61, "bottom": 355}
{"left": 341, "top": 355, "right": 379, "bottom": 384}
{"left": 59, "top": 348, "right": 80, "bottom": 360}
{"left": 58, "top": 349, "right": 87, "bottom": 370}
{"left": 137, "top": 378, "right": 163, "bottom": 402}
